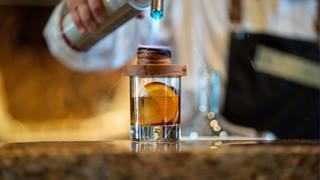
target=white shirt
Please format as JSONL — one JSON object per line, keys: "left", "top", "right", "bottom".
{"left": 43, "top": 0, "right": 318, "bottom": 138}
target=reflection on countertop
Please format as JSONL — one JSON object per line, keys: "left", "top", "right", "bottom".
{"left": 0, "top": 139, "right": 319, "bottom": 179}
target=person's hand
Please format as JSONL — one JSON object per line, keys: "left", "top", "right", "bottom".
{"left": 66, "top": 0, "right": 107, "bottom": 33}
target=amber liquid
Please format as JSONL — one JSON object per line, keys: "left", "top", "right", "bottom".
{"left": 130, "top": 96, "right": 180, "bottom": 126}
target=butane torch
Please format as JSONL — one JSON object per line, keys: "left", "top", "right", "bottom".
{"left": 150, "top": 0, "right": 164, "bottom": 20}
{"left": 60, "top": 0, "right": 165, "bottom": 51}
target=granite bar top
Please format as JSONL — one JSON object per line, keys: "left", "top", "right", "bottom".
{"left": 0, "top": 139, "right": 319, "bottom": 180}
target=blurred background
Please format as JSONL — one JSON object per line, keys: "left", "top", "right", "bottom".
{"left": 0, "top": 0, "right": 319, "bottom": 141}
{"left": 0, "top": 0, "right": 128, "bottom": 141}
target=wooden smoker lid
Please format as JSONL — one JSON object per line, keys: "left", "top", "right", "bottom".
{"left": 124, "top": 45, "right": 187, "bottom": 77}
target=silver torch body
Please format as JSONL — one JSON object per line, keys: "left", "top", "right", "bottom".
{"left": 61, "top": 0, "right": 164, "bottom": 51}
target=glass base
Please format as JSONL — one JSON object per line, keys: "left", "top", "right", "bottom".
{"left": 130, "top": 124, "right": 180, "bottom": 141}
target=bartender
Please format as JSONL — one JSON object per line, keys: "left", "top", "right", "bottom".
{"left": 44, "top": 0, "right": 320, "bottom": 139}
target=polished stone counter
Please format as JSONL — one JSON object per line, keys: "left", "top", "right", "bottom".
{"left": 0, "top": 139, "right": 319, "bottom": 180}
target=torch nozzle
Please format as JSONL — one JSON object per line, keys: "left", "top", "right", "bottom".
{"left": 150, "top": 0, "right": 164, "bottom": 20}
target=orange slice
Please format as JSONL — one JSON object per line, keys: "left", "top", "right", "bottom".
{"left": 141, "top": 82, "right": 179, "bottom": 125}
{"left": 144, "top": 82, "right": 177, "bottom": 97}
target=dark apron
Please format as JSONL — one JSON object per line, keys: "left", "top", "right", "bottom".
{"left": 222, "top": 32, "right": 320, "bottom": 139}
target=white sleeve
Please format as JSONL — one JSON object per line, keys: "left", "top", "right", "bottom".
{"left": 43, "top": 1, "right": 144, "bottom": 72}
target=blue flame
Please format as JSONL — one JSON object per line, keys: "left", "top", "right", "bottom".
{"left": 149, "top": 20, "right": 161, "bottom": 45}
{"left": 150, "top": 10, "right": 163, "bottom": 20}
